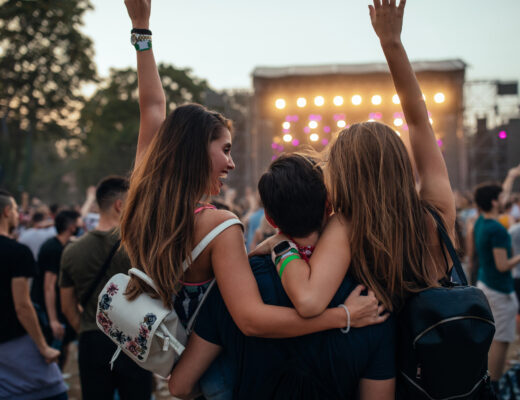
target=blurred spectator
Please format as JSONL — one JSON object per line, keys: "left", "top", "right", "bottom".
{"left": 0, "top": 189, "right": 67, "bottom": 399}
{"left": 19, "top": 211, "right": 56, "bottom": 259}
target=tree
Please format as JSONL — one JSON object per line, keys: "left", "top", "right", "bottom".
{"left": 0, "top": 0, "right": 97, "bottom": 194}
{"left": 74, "top": 64, "right": 209, "bottom": 189}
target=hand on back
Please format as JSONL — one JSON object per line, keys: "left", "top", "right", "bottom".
{"left": 369, "top": 0, "right": 406, "bottom": 45}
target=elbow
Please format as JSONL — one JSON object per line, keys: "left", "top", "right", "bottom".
{"left": 293, "top": 297, "right": 325, "bottom": 319}
{"left": 168, "top": 377, "right": 194, "bottom": 399}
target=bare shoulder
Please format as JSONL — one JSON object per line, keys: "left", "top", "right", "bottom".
{"left": 194, "top": 209, "right": 243, "bottom": 243}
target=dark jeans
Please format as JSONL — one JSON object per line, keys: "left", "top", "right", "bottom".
{"left": 78, "top": 330, "right": 153, "bottom": 400}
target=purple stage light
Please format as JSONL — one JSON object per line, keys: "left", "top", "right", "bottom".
{"left": 304, "top": 126, "right": 311, "bottom": 134}
{"left": 271, "top": 143, "right": 277, "bottom": 149}
{"left": 437, "top": 139, "right": 443, "bottom": 147}
{"left": 323, "top": 126, "right": 331, "bottom": 133}
{"left": 321, "top": 139, "right": 329, "bottom": 145}
{"left": 292, "top": 139, "right": 300, "bottom": 146}
{"left": 499, "top": 131, "right": 507, "bottom": 139}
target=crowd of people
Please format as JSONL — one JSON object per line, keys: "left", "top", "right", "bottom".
{"left": 2, "top": 0, "right": 520, "bottom": 399}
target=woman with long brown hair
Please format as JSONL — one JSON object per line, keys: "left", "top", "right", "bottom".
{"left": 119, "top": 0, "right": 382, "bottom": 390}
{"left": 266, "top": 0, "right": 456, "bottom": 320}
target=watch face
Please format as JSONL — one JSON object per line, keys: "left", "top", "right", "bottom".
{"left": 274, "top": 241, "right": 291, "bottom": 255}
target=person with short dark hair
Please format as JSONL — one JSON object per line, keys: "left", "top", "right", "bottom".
{"left": 474, "top": 182, "right": 520, "bottom": 388}
{"left": 31, "top": 210, "right": 81, "bottom": 369}
{"left": 0, "top": 189, "right": 67, "bottom": 399}
{"left": 18, "top": 210, "right": 57, "bottom": 259}
{"left": 168, "top": 154, "right": 394, "bottom": 399}
{"left": 59, "top": 176, "right": 153, "bottom": 400}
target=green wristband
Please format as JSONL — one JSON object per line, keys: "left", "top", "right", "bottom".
{"left": 279, "top": 254, "right": 300, "bottom": 279}
{"left": 274, "top": 248, "right": 299, "bottom": 266}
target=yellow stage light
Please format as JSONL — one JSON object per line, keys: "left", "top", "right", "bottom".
{"left": 371, "top": 95, "right": 382, "bottom": 105}
{"left": 310, "top": 133, "right": 319, "bottom": 142}
{"left": 392, "top": 94, "right": 400, "bottom": 104}
{"left": 283, "top": 134, "right": 293, "bottom": 142}
{"left": 297, "top": 97, "right": 307, "bottom": 108}
{"left": 309, "top": 121, "right": 318, "bottom": 129}
{"left": 282, "top": 122, "right": 290, "bottom": 130}
{"left": 333, "top": 96, "right": 344, "bottom": 106}
{"left": 275, "top": 98, "right": 286, "bottom": 109}
{"left": 337, "top": 120, "right": 346, "bottom": 128}
{"left": 394, "top": 118, "right": 404, "bottom": 127}
{"left": 434, "top": 93, "right": 445, "bottom": 103}
{"left": 352, "top": 95, "right": 362, "bottom": 105}
{"left": 314, "top": 96, "right": 325, "bottom": 106}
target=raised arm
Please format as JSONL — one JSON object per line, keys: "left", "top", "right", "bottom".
{"left": 124, "top": 0, "right": 166, "bottom": 165}
{"left": 370, "top": 0, "right": 455, "bottom": 223}
{"left": 502, "top": 164, "right": 520, "bottom": 206}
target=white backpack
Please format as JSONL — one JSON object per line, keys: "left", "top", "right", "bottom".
{"left": 96, "top": 218, "right": 242, "bottom": 378}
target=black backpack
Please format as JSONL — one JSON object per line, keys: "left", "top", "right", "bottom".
{"left": 396, "top": 209, "right": 496, "bottom": 400}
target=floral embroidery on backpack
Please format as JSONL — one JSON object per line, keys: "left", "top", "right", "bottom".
{"left": 96, "top": 283, "right": 158, "bottom": 360}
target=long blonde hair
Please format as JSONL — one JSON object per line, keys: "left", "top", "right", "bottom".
{"left": 327, "top": 122, "right": 445, "bottom": 311}
{"left": 121, "top": 104, "right": 232, "bottom": 308}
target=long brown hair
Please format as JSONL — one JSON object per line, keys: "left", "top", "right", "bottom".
{"left": 121, "top": 103, "right": 232, "bottom": 308}
{"left": 327, "top": 122, "right": 444, "bottom": 311}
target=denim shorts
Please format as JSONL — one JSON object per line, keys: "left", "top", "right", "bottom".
{"left": 199, "top": 353, "right": 236, "bottom": 400}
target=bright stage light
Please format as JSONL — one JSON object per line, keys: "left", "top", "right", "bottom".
{"left": 282, "top": 122, "right": 290, "bottom": 130}
{"left": 392, "top": 94, "right": 400, "bottom": 104}
{"left": 429, "top": 118, "right": 433, "bottom": 125}
{"left": 422, "top": 94, "right": 426, "bottom": 101}
{"left": 333, "top": 96, "right": 344, "bottom": 106}
{"left": 297, "top": 97, "right": 307, "bottom": 108}
{"left": 283, "top": 134, "right": 292, "bottom": 142}
{"left": 310, "top": 133, "right": 319, "bottom": 142}
{"left": 395, "top": 130, "right": 401, "bottom": 136}
{"left": 371, "top": 95, "right": 382, "bottom": 105}
{"left": 337, "top": 120, "right": 346, "bottom": 128}
{"left": 434, "top": 93, "right": 445, "bottom": 103}
{"left": 314, "top": 96, "right": 325, "bottom": 106}
{"left": 394, "top": 118, "right": 404, "bottom": 127}
{"left": 275, "top": 99, "right": 286, "bottom": 109}
{"left": 499, "top": 130, "right": 507, "bottom": 139}
{"left": 352, "top": 95, "right": 362, "bottom": 105}
{"left": 309, "top": 121, "right": 318, "bottom": 129}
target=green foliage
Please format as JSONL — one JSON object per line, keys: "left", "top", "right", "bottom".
{"left": 0, "top": 0, "right": 97, "bottom": 193}
{"left": 74, "top": 64, "right": 209, "bottom": 189}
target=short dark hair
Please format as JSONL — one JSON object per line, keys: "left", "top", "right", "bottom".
{"left": 96, "top": 176, "right": 129, "bottom": 212}
{"left": 31, "top": 212, "right": 45, "bottom": 224}
{"left": 55, "top": 210, "right": 81, "bottom": 234}
{"left": 474, "top": 182, "right": 502, "bottom": 212}
{"left": 258, "top": 153, "right": 327, "bottom": 238}
{"left": 0, "top": 189, "right": 13, "bottom": 213}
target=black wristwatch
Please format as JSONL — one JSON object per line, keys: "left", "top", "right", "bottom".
{"left": 273, "top": 241, "right": 292, "bottom": 257}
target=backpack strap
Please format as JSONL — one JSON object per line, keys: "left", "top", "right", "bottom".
{"left": 427, "top": 207, "right": 468, "bottom": 286}
{"left": 81, "top": 240, "right": 121, "bottom": 307}
{"left": 182, "top": 218, "right": 243, "bottom": 272}
{"left": 186, "top": 279, "right": 216, "bottom": 335}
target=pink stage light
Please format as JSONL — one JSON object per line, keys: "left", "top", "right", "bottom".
{"left": 333, "top": 113, "right": 346, "bottom": 121}
{"left": 499, "top": 131, "right": 507, "bottom": 139}
{"left": 323, "top": 126, "right": 331, "bottom": 133}
{"left": 437, "top": 139, "right": 443, "bottom": 147}
{"left": 292, "top": 139, "right": 300, "bottom": 146}
{"left": 369, "top": 112, "right": 382, "bottom": 120}
{"left": 304, "top": 126, "right": 311, "bottom": 134}
{"left": 272, "top": 155, "right": 277, "bottom": 161}
{"left": 271, "top": 143, "right": 277, "bottom": 149}
{"left": 321, "top": 139, "right": 329, "bottom": 145}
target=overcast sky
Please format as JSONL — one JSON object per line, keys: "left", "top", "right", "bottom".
{"left": 82, "top": 0, "right": 520, "bottom": 90}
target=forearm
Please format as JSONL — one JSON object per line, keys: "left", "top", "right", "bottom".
{"left": 44, "top": 287, "right": 58, "bottom": 324}
{"left": 61, "top": 302, "right": 80, "bottom": 333}
{"left": 238, "top": 304, "right": 345, "bottom": 338}
{"left": 381, "top": 40, "right": 428, "bottom": 128}
{"left": 16, "top": 304, "right": 48, "bottom": 350}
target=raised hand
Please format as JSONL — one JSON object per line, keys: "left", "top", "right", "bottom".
{"left": 124, "top": 0, "right": 151, "bottom": 29}
{"left": 369, "top": 0, "right": 406, "bottom": 45}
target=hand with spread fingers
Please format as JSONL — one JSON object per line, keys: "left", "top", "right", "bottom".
{"left": 369, "top": 0, "right": 406, "bottom": 45}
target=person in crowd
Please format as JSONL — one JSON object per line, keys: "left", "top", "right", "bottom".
{"left": 0, "top": 189, "right": 68, "bottom": 400}
{"left": 31, "top": 210, "right": 81, "bottom": 369}
{"left": 59, "top": 176, "right": 153, "bottom": 400}
{"left": 81, "top": 186, "right": 100, "bottom": 232}
{"left": 18, "top": 210, "right": 57, "bottom": 259}
{"left": 168, "top": 153, "right": 394, "bottom": 399}
{"left": 120, "top": 0, "right": 383, "bottom": 391}
{"left": 474, "top": 183, "right": 520, "bottom": 388}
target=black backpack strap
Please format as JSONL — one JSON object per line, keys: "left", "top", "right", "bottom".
{"left": 426, "top": 207, "right": 468, "bottom": 286}
{"left": 81, "top": 240, "right": 121, "bottom": 307}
